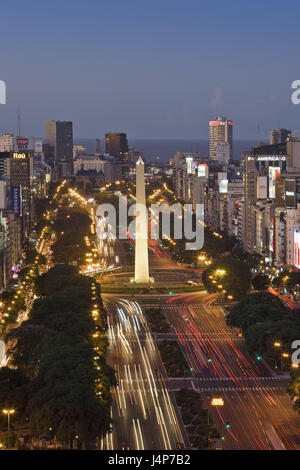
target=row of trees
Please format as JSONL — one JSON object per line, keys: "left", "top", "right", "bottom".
{"left": 0, "top": 264, "right": 116, "bottom": 449}
{"left": 51, "top": 204, "right": 91, "bottom": 264}
{"left": 226, "top": 292, "right": 300, "bottom": 370}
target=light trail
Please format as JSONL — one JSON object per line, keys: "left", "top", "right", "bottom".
{"left": 162, "top": 292, "right": 300, "bottom": 450}
{"left": 104, "top": 298, "right": 186, "bottom": 449}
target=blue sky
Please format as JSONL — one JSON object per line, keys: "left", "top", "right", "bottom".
{"left": 0, "top": 0, "right": 299, "bottom": 140}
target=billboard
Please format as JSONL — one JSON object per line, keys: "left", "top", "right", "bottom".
{"left": 11, "top": 186, "right": 22, "bottom": 215}
{"left": 34, "top": 138, "right": 43, "bottom": 154}
{"left": 16, "top": 137, "right": 29, "bottom": 148}
{"left": 0, "top": 180, "right": 6, "bottom": 209}
{"left": 198, "top": 163, "right": 208, "bottom": 178}
{"left": 294, "top": 230, "right": 300, "bottom": 269}
{"left": 269, "top": 217, "right": 275, "bottom": 253}
{"left": 268, "top": 167, "right": 281, "bottom": 199}
{"left": 186, "top": 156, "right": 193, "bottom": 174}
{"left": 285, "top": 179, "right": 296, "bottom": 209}
{"left": 219, "top": 179, "right": 228, "bottom": 193}
{"left": 218, "top": 172, "right": 228, "bottom": 193}
{"left": 257, "top": 176, "right": 267, "bottom": 199}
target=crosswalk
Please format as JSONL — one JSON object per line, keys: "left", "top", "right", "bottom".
{"left": 116, "top": 384, "right": 287, "bottom": 394}
{"left": 153, "top": 332, "right": 240, "bottom": 339}
{"left": 119, "top": 375, "right": 289, "bottom": 393}
{"left": 189, "top": 376, "right": 288, "bottom": 382}
{"left": 193, "top": 385, "right": 287, "bottom": 393}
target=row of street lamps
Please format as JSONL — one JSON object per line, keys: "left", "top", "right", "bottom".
{"left": 1, "top": 409, "right": 15, "bottom": 448}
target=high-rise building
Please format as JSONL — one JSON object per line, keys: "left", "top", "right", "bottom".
{"left": 270, "top": 128, "right": 291, "bottom": 145}
{"left": 105, "top": 132, "right": 128, "bottom": 159}
{"left": 45, "top": 121, "right": 73, "bottom": 178}
{"left": 0, "top": 134, "right": 14, "bottom": 153}
{"left": 209, "top": 116, "right": 233, "bottom": 159}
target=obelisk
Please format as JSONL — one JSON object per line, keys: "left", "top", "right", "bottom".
{"left": 134, "top": 156, "right": 149, "bottom": 283}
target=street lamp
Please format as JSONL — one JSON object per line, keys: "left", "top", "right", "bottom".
{"left": 210, "top": 398, "right": 224, "bottom": 449}
{"left": 274, "top": 342, "right": 283, "bottom": 372}
{"left": 211, "top": 398, "right": 224, "bottom": 406}
{"left": 2, "top": 409, "right": 15, "bottom": 448}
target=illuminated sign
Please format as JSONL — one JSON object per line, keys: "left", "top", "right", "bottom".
{"left": 257, "top": 176, "right": 267, "bottom": 199}
{"left": 12, "top": 152, "right": 27, "bottom": 159}
{"left": 16, "top": 137, "right": 29, "bottom": 148}
{"left": 209, "top": 121, "right": 233, "bottom": 126}
{"left": 198, "top": 163, "right": 208, "bottom": 178}
{"left": 219, "top": 179, "right": 228, "bottom": 193}
{"left": 218, "top": 172, "right": 228, "bottom": 194}
{"left": 211, "top": 398, "right": 224, "bottom": 406}
{"left": 294, "top": 230, "right": 300, "bottom": 269}
{"left": 268, "top": 167, "right": 281, "bottom": 199}
{"left": 285, "top": 179, "right": 296, "bottom": 209}
{"left": 269, "top": 218, "right": 275, "bottom": 253}
{"left": 186, "top": 156, "right": 193, "bottom": 174}
{"left": 248, "top": 155, "right": 286, "bottom": 161}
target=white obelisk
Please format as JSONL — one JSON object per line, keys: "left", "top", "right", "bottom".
{"left": 134, "top": 156, "right": 149, "bottom": 283}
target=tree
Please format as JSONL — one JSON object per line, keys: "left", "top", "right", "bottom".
{"left": 34, "top": 264, "right": 85, "bottom": 297}
{"left": 244, "top": 316, "right": 300, "bottom": 359}
{"left": 202, "top": 257, "right": 252, "bottom": 300}
{"left": 252, "top": 273, "right": 269, "bottom": 290}
{"left": 5, "top": 264, "right": 114, "bottom": 448}
{"left": 226, "top": 292, "right": 286, "bottom": 331}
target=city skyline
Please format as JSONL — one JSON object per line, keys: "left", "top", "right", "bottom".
{"left": 1, "top": 0, "right": 300, "bottom": 140}
{"left": 1, "top": 0, "right": 300, "bottom": 454}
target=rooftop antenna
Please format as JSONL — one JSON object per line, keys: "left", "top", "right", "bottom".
{"left": 256, "top": 124, "right": 260, "bottom": 142}
{"left": 17, "top": 110, "right": 21, "bottom": 136}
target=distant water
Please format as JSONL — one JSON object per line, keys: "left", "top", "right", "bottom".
{"left": 74, "top": 138, "right": 259, "bottom": 163}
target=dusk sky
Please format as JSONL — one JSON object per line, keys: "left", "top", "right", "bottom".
{"left": 0, "top": 0, "right": 300, "bottom": 140}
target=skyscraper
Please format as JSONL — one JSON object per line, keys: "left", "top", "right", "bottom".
{"left": 45, "top": 121, "right": 73, "bottom": 179}
{"left": 270, "top": 128, "right": 291, "bottom": 145}
{"left": 7, "top": 150, "right": 34, "bottom": 238}
{"left": 209, "top": 116, "right": 233, "bottom": 159}
{"left": 105, "top": 132, "right": 128, "bottom": 158}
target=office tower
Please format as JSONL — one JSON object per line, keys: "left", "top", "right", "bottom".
{"left": 270, "top": 128, "right": 291, "bottom": 145}
{"left": 45, "top": 121, "right": 73, "bottom": 178}
{"left": 0, "top": 134, "right": 14, "bottom": 152}
{"left": 209, "top": 116, "right": 233, "bottom": 159}
{"left": 134, "top": 157, "right": 149, "bottom": 283}
{"left": 7, "top": 151, "right": 34, "bottom": 238}
{"left": 105, "top": 132, "right": 128, "bottom": 158}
